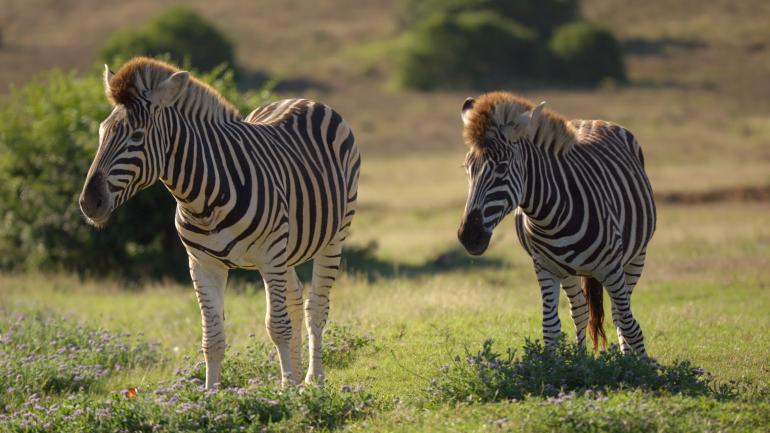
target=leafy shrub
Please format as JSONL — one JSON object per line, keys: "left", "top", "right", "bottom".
{"left": 0, "top": 307, "right": 160, "bottom": 409}
{"left": 428, "top": 338, "right": 723, "bottom": 403}
{"left": 101, "top": 7, "right": 235, "bottom": 72}
{"left": 396, "top": 10, "right": 538, "bottom": 90}
{"left": 0, "top": 64, "right": 273, "bottom": 279}
{"left": 393, "top": 0, "right": 624, "bottom": 89}
{"left": 397, "top": 0, "right": 579, "bottom": 37}
{"left": 548, "top": 21, "right": 626, "bottom": 84}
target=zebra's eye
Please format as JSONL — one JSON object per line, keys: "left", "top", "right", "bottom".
{"left": 494, "top": 163, "right": 508, "bottom": 175}
{"left": 130, "top": 130, "right": 145, "bottom": 142}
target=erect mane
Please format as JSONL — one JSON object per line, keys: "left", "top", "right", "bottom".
{"left": 463, "top": 91, "right": 577, "bottom": 155}
{"left": 106, "top": 57, "right": 241, "bottom": 120}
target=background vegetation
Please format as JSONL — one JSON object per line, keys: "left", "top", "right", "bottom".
{"left": 0, "top": 64, "right": 272, "bottom": 279}
{"left": 394, "top": 0, "right": 624, "bottom": 89}
{"left": 100, "top": 7, "right": 236, "bottom": 73}
{"left": 1, "top": 0, "right": 769, "bottom": 431}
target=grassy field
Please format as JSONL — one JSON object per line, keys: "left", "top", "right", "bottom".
{"left": 2, "top": 154, "right": 770, "bottom": 431}
{"left": 2, "top": 0, "right": 770, "bottom": 431}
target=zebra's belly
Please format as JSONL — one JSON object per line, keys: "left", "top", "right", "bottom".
{"left": 177, "top": 190, "right": 349, "bottom": 270}
{"left": 189, "top": 226, "right": 339, "bottom": 270}
{"left": 187, "top": 216, "right": 343, "bottom": 270}
{"left": 515, "top": 212, "right": 649, "bottom": 278}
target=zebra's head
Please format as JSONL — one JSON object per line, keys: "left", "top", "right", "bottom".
{"left": 79, "top": 62, "right": 190, "bottom": 227}
{"left": 457, "top": 95, "right": 545, "bottom": 255}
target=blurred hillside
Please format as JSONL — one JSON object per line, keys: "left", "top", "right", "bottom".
{"left": 1, "top": 0, "right": 769, "bottom": 162}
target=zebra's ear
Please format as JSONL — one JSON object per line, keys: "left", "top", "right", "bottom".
{"left": 461, "top": 97, "right": 475, "bottom": 125}
{"left": 153, "top": 71, "right": 190, "bottom": 107}
{"left": 516, "top": 101, "right": 546, "bottom": 129}
{"left": 103, "top": 65, "right": 115, "bottom": 104}
{"left": 531, "top": 101, "right": 546, "bottom": 123}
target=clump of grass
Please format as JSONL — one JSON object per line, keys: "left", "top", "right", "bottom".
{"left": 323, "top": 323, "right": 375, "bottom": 369}
{"left": 0, "top": 307, "right": 160, "bottom": 408}
{"left": 428, "top": 338, "right": 727, "bottom": 403}
{"left": 0, "top": 337, "right": 377, "bottom": 432}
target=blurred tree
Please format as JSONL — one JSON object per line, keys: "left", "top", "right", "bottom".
{"left": 101, "top": 7, "right": 236, "bottom": 72}
{"left": 0, "top": 64, "right": 273, "bottom": 280}
{"left": 398, "top": 0, "right": 579, "bottom": 37}
{"left": 548, "top": 22, "right": 626, "bottom": 84}
{"left": 394, "top": 0, "right": 624, "bottom": 89}
{"left": 396, "top": 10, "right": 538, "bottom": 90}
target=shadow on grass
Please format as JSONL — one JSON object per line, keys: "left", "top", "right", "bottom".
{"left": 622, "top": 36, "right": 707, "bottom": 57}
{"left": 427, "top": 338, "right": 764, "bottom": 404}
{"left": 229, "top": 241, "right": 506, "bottom": 290}
{"left": 338, "top": 240, "right": 507, "bottom": 282}
{"left": 237, "top": 69, "right": 330, "bottom": 93}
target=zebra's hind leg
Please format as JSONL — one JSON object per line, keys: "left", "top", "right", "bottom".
{"left": 285, "top": 267, "right": 304, "bottom": 383}
{"left": 262, "top": 263, "right": 299, "bottom": 385}
{"left": 534, "top": 264, "right": 562, "bottom": 349}
{"left": 602, "top": 266, "right": 647, "bottom": 357}
{"left": 189, "top": 256, "right": 229, "bottom": 389}
{"left": 561, "top": 276, "right": 589, "bottom": 347}
{"left": 305, "top": 241, "right": 344, "bottom": 385}
{"left": 616, "top": 251, "right": 647, "bottom": 352}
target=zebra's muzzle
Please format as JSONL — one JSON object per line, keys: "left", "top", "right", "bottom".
{"left": 79, "top": 172, "right": 112, "bottom": 227}
{"left": 458, "top": 208, "right": 492, "bottom": 255}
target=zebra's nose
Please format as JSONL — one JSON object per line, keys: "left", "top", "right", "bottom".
{"left": 458, "top": 208, "right": 491, "bottom": 255}
{"left": 79, "top": 172, "right": 110, "bottom": 223}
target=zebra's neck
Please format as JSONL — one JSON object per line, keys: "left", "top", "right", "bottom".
{"left": 518, "top": 140, "right": 563, "bottom": 225}
{"left": 159, "top": 115, "right": 261, "bottom": 224}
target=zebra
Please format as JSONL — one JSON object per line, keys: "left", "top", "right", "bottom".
{"left": 79, "top": 57, "right": 360, "bottom": 388}
{"left": 457, "top": 92, "right": 656, "bottom": 356}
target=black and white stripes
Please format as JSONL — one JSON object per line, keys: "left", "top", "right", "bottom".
{"left": 458, "top": 92, "right": 655, "bottom": 355}
{"left": 80, "top": 58, "right": 359, "bottom": 388}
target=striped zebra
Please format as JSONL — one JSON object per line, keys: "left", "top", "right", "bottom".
{"left": 457, "top": 92, "right": 655, "bottom": 356}
{"left": 79, "top": 58, "right": 360, "bottom": 388}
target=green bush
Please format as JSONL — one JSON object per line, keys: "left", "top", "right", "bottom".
{"left": 0, "top": 63, "right": 273, "bottom": 280}
{"left": 394, "top": 0, "right": 624, "bottom": 89}
{"left": 548, "top": 21, "right": 626, "bottom": 84}
{"left": 101, "top": 7, "right": 235, "bottom": 72}
{"left": 428, "top": 338, "right": 729, "bottom": 404}
{"left": 397, "top": 0, "right": 579, "bottom": 36}
{"left": 396, "top": 10, "right": 538, "bottom": 90}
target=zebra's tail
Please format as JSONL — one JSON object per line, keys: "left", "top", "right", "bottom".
{"left": 581, "top": 277, "right": 607, "bottom": 352}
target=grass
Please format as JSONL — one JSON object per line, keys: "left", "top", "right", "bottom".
{"left": 0, "top": 315, "right": 376, "bottom": 431}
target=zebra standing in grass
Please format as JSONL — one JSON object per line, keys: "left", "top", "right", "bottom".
{"left": 457, "top": 92, "right": 655, "bottom": 356}
{"left": 79, "top": 57, "right": 360, "bottom": 388}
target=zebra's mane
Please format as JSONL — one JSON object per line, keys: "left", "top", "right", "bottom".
{"left": 464, "top": 92, "right": 577, "bottom": 155}
{"left": 106, "top": 57, "right": 241, "bottom": 120}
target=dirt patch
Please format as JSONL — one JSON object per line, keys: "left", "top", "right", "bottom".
{"left": 656, "top": 185, "right": 770, "bottom": 205}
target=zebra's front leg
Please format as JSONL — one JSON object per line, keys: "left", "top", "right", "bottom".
{"left": 602, "top": 267, "right": 647, "bottom": 356}
{"left": 305, "top": 242, "right": 343, "bottom": 385}
{"left": 189, "top": 256, "right": 229, "bottom": 389}
{"left": 535, "top": 264, "right": 562, "bottom": 349}
{"left": 263, "top": 264, "right": 300, "bottom": 385}
{"left": 562, "top": 276, "right": 588, "bottom": 347}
